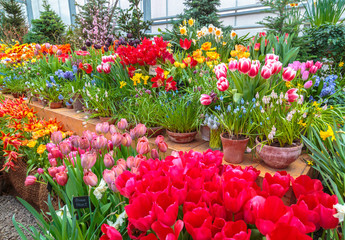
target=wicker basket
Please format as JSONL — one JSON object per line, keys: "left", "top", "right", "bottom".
{"left": 38, "top": 183, "right": 61, "bottom": 213}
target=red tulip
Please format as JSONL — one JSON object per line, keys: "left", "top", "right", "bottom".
{"left": 255, "top": 196, "right": 288, "bottom": 235}
{"left": 56, "top": 171, "right": 68, "bottom": 186}
{"left": 315, "top": 61, "right": 322, "bottom": 69}
{"left": 117, "top": 118, "right": 128, "bottom": 130}
{"left": 115, "top": 171, "right": 136, "bottom": 198}
{"left": 112, "top": 133, "right": 123, "bottom": 147}
{"left": 25, "top": 175, "right": 37, "bottom": 186}
{"left": 151, "top": 220, "right": 184, "bottom": 240}
{"left": 127, "top": 222, "right": 147, "bottom": 239}
{"left": 261, "top": 65, "right": 272, "bottom": 79}
{"left": 79, "top": 62, "right": 93, "bottom": 74}
{"left": 180, "top": 38, "right": 192, "bottom": 50}
{"left": 228, "top": 59, "right": 238, "bottom": 72}
{"left": 314, "top": 192, "right": 339, "bottom": 229}
{"left": 104, "top": 153, "right": 115, "bottom": 168}
{"left": 183, "top": 208, "right": 213, "bottom": 240}
{"left": 83, "top": 171, "right": 98, "bottom": 186}
{"left": 200, "top": 94, "right": 212, "bottom": 105}
{"left": 286, "top": 88, "right": 299, "bottom": 103}
{"left": 216, "top": 77, "right": 229, "bottom": 91}
{"left": 153, "top": 192, "right": 179, "bottom": 226}
{"left": 171, "top": 179, "right": 188, "bottom": 205}
{"left": 248, "top": 64, "right": 259, "bottom": 78}
{"left": 292, "top": 175, "right": 323, "bottom": 198}
{"left": 48, "top": 167, "right": 58, "bottom": 178}
{"left": 265, "top": 54, "right": 279, "bottom": 62}
{"left": 244, "top": 195, "right": 266, "bottom": 224}
{"left": 137, "top": 137, "right": 150, "bottom": 155}
{"left": 103, "top": 169, "right": 116, "bottom": 185}
{"left": 81, "top": 152, "right": 97, "bottom": 169}
{"left": 238, "top": 58, "right": 251, "bottom": 74}
{"left": 309, "top": 65, "right": 318, "bottom": 74}
{"left": 210, "top": 217, "right": 225, "bottom": 237}
{"left": 262, "top": 171, "right": 290, "bottom": 198}
{"left": 100, "top": 224, "right": 122, "bottom": 240}
{"left": 121, "top": 133, "right": 132, "bottom": 147}
{"left": 305, "top": 60, "right": 314, "bottom": 69}
{"left": 125, "top": 193, "right": 156, "bottom": 232}
{"left": 282, "top": 67, "right": 296, "bottom": 81}
{"left": 214, "top": 220, "right": 251, "bottom": 240}
{"left": 51, "top": 131, "right": 63, "bottom": 144}
{"left": 266, "top": 222, "right": 312, "bottom": 240}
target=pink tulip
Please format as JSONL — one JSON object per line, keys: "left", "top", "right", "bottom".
{"left": 95, "top": 123, "right": 102, "bottom": 134}
{"left": 83, "top": 130, "right": 94, "bottom": 141}
{"left": 121, "top": 133, "right": 132, "bottom": 147}
{"left": 51, "top": 146, "right": 63, "bottom": 159}
{"left": 70, "top": 135, "right": 80, "bottom": 149}
{"left": 51, "top": 131, "right": 63, "bottom": 144}
{"left": 37, "top": 168, "right": 44, "bottom": 175}
{"left": 254, "top": 43, "right": 260, "bottom": 51}
{"left": 81, "top": 152, "right": 97, "bottom": 169}
{"left": 46, "top": 143, "right": 56, "bottom": 153}
{"left": 91, "top": 135, "right": 108, "bottom": 149}
{"left": 25, "top": 175, "right": 37, "bottom": 186}
{"left": 49, "top": 158, "right": 57, "bottom": 167}
{"left": 56, "top": 171, "right": 68, "bottom": 186}
{"left": 151, "top": 149, "right": 159, "bottom": 159}
{"left": 200, "top": 94, "right": 212, "bottom": 105}
{"left": 57, "top": 165, "right": 66, "bottom": 173}
{"left": 104, "top": 153, "right": 115, "bottom": 168}
{"left": 134, "top": 154, "right": 146, "bottom": 167}
{"left": 102, "top": 55, "right": 116, "bottom": 63}
{"left": 267, "top": 61, "right": 282, "bottom": 74}
{"left": 261, "top": 66, "right": 272, "bottom": 79}
{"left": 79, "top": 136, "right": 90, "bottom": 150}
{"left": 103, "top": 169, "right": 116, "bottom": 185}
{"left": 112, "top": 133, "right": 123, "bottom": 147}
{"left": 96, "top": 65, "right": 103, "bottom": 73}
{"left": 238, "top": 58, "right": 251, "bottom": 74}
{"left": 45, "top": 43, "right": 51, "bottom": 49}
{"left": 302, "top": 71, "right": 310, "bottom": 81}
{"left": 228, "top": 60, "right": 238, "bottom": 72}
{"left": 136, "top": 137, "right": 151, "bottom": 155}
{"left": 282, "top": 67, "right": 296, "bottom": 81}
{"left": 48, "top": 167, "right": 58, "bottom": 178}
{"left": 101, "top": 122, "right": 110, "bottom": 134}
{"left": 214, "top": 63, "right": 227, "bottom": 79}
{"left": 248, "top": 64, "right": 259, "bottom": 78}
{"left": 83, "top": 171, "right": 98, "bottom": 186}
{"left": 135, "top": 123, "right": 147, "bottom": 137}
{"left": 117, "top": 158, "right": 127, "bottom": 171}
{"left": 216, "top": 77, "right": 229, "bottom": 91}
{"left": 130, "top": 128, "right": 137, "bottom": 140}
{"left": 155, "top": 135, "right": 168, "bottom": 152}
{"left": 265, "top": 54, "right": 279, "bottom": 62}
{"left": 102, "top": 63, "right": 111, "bottom": 74}
{"left": 109, "top": 125, "right": 117, "bottom": 135}
{"left": 304, "top": 80, "right": 313, "bottom": 89}
{"left": 287, "top": 88, "right": 299, "bottom": 103}
{"left": 309, "top": 65, "right": 318, "bottom": 74}
{"left": 127, "top": 156, "right": 135, "bottom": 169}
{"left": 35, "top": 43, "right": 41, "bottom": 50}
{"left": 117, "top": 119, "right": 128, "bottom": 130}
{"left": 305, "top": 60, "right": 314, "bottom": 69}
{"left": 315, "top": 61, "right": 323, "bottom": 69}
{"left": 59, "top": 141, "right": 71, "bottom": 155}
{"left": 113, "top": 166, "right": 124, "bottom": 177}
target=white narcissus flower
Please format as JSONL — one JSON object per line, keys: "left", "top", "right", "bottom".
{"left": 334, "top": 203, "right": 345, "bottom": 222}
{"left": 56, "top": 205, "right": 71, "bottom": 219}
{"left": 93, "top": 179, "right": 108, "bottom": 200}
{"left": 107, "top": 211, "right": 128, "bottom": 230}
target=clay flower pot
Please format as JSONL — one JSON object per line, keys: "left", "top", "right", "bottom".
{"left": 50, "top": 102, "right": 63, "bottom": 109}
{"left": 12, "top": 92, "right": 21, "bottom": 98}
{"left": 221, "top": 133, "right": 249, "bottom": 164}
{"left": 255, "top": 137, "right": 303, "bottom": 169}
{"left": 200, "top": 125, "right": 210, "bottom": 141}
{"left": 167, "top": 130, "right": 197, "bottom": 143}
{"left": 147, "top": 127, "right": 165, "bottom": 138}
{"left": 66, "top": 104, "right": 73, "bottom": 109}
{"left": 73, "top": 94, "right": 84, "bottom": 111}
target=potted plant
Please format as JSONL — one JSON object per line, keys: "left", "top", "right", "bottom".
{"left": 254, "top": 90, "right": 310, "bottom": 169}
{"left": 158, "top": 93, "right": 201, "bottom": 143}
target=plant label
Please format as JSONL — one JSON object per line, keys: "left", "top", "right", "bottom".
{"left": 149, "top": 65, "right": 161, "bottom": 75}
{"left": 47, "top": 182, "right": 52, "bottom": 193}
{"left": 73, "top": 196, "right": 90, "bottom": 209}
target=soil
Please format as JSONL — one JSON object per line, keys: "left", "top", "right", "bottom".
{"left": 222, "top": 132, "right": 248, "bottom": 140}
{"left": 259, "top": 137, "right": 302, "bottom": 148}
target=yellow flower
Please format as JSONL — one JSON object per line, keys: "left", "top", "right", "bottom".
{"left": 164, "top": 71, "right": 169, "bottom": 78}
{"left": 298, "top": 120, "right": 307, "bottom": 127}
{"left": 307, "top": 160, "right": 314, "bottom": 166}
{"left": 243, "top": 52, "right": 250, "bottom": 58}
{"left": 223, "top": 42, "right": 227, "bottom": 46}
{"left": 197, "top": 31, "right": 204, "bottom": 38}
{"left": 285, "top": 81, "right": 293, "bottom": 88}
{"left": 188, "top": 18, "right": 194, "bottom": 26}
{"left": 174, "top": 62, "right": 180, "bottom": 68}
{"left": 142, "top": 75, "right": 149, "bottom": 85}
{"left": 193, "top": 49, "right": 203, "bottom": 58}
{"left": 37, "top": 144, "right": 46, "bottom": 154}
{"left": 183, "top": 19, "right": 187, "bottom": 26}
{"left": 206, "top": 52, "right": 220, "bottom": 60}
{"left": 313, "top": 101, "right": 319, "bottom": 107}
{"left": 195, "top": 56, "right": 205, "bottom": 64}
{"left": 180, "top": 26, "right": 187, "bottom": 35}
{"left": 320, "top": 125, "right": 335, "bottom": 141}
{"left": 31, "top": 58, "right": 36, "bottom": 63}
{"left": 180, "top": 63, "right": 186, "bottom": 69}
{"left": 201, "top": 42, "right": 212, "bottom": 51}
{"left": 331, "top": 106, "right": 334, "bottom": 109}
{"left": 27, "top": 140, "right": 37, "bottom": 148}
{"left": 120, "top": 81, "right": 127, "bottom": 88}
{"left": 230, "top": 50, "right": 238, "bottom": 57}
{"left": 339, "top": 62, "right": 344, "bottom": 67}
{"left": 214, "top": 28, "right": 222, "bottom": 37}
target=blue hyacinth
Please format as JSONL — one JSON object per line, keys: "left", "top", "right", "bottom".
{"left": 58, "top": 94, "right": 64, "bottom": 100}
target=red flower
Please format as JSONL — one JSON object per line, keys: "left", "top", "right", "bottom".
{"left": 100, "top": 224, "right": 122, "bottom": 240}
{"left": 151, "top": 220, "right": 184, "bottom": 240}
{"left": 127, "top": 222, "right": 147, "bottom": 239}
{"left": 153, "top": 192, "right": 179, "bottom": 226}
{"left": 180, "top": 38, "right": 192, "bottom": 50}
{"left": 58, "top": 53, "right": 69, "bottom": 62}
{"left": 214, "top": 220, "right": 251, "bottom": 240}
{"left": 151, "top": 67, "right": 166, "bottom": 88}
{"left": 267, "top": 222, "right": 312, "bottom": 240}
{"left": 75, "top": 50, "right": 90, "bottom": 56}
{"left": 78, "top": 62, "right": 93, "bottom": 74}
{"left": 183, "top": 208, "right": 213, "bottom": 240}
{"left": 292, "top": 175, "right": 323, "bottom": 198}
{"left": 141, "top": 234, "right": 158, "bottom": 240}
{"left": 255, "top": 196, "right": 288, "bottom": 235}
{"left": 243, "top": 195, "right": 266, "bottom": 224}
{"left": 128, "top": 66, "right": 136, "bottom": 78}
{"left": 115, "top": 171, "right": 136, "bottom": 198}
{"left": 125, "top": 193, "right": 156, "bottom": 232}
{"left": 314, "top": 192, "right": 339, "bottom": 229}
{"left": 262, "top": 171, "right": 291, "bottom": 198}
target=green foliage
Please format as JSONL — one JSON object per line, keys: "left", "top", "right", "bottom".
{"left": 304, "top": 0, "right": 345, "bottom": 27}
{"left": 257, "top": 0, "right": 304, "bottom": 35}
{"left": 179, "top": 0, "right": 222, "bottom": 28}
{"left": 117, "top": 0, "right": 152, "bottom": 39}
{"left": 24, "top": 0, "right": 65, "bottom": 44}
{"left": 303, "top": 23, "right": 345, "bottom": 63}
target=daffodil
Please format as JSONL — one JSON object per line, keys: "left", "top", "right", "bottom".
{"left": 120, "top": 81, "right": 127, "bottom": 88}
{"left": 180, "top": 26, "right": 187, "bottom": 35}
{"left": 320, "top": 125, "right": 335, "bottom": 141}
{"left": 188, "top": 18, "right": 194, "bottom": 26}
{"left": 339, "top": 62, "right": 344, "bottom": 67}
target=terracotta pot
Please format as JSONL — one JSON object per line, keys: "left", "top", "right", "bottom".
{"left": 66, "top": 104, "right": 73, "bottom": 109}
{"left": 255, "top": 137, "right": 303, "bottom": 169}
{"left": 100, "top": 116, "right": 115, "bottom": 124}
{"left": 50, "top": 102, "right": 63, "bottom": 109}
{"left": 147, "top": 127, "right": 165, "bottom": 138}
{"left": 73, "top": 94, "right": 84, "bottom": 111}
{"left": 167, "top": 130, "right": 197, "bottom": 143}
{"left": 12, "top": 92, "right": 21, "bottom": 98}
{"left": 200, "top": 125, "right": 210, "bottom": 141}
{"left": 221, "top": 133, "right": 249, "bottom": 164}
{"left": 39, "top": 99, "right": 48, "bottom": 107}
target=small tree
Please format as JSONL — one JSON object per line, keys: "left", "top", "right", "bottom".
{"left": 0, "top": 0, "right": 27, "bottom": 42}
{"left": 117, "top": 0, "right": 152, "bottom": 39}
{"left": 180, "top": 0, "right": 222, "bottom": 28}
{"left": 24, "top": 0, "right": 65, "bottom": 44}
{"left": 257, "top": 0, "right": 304, "bottom": 35}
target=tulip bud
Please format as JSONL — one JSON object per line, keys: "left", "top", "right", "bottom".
{"left": 136, "top": 137, "right": 150, "bottom": 155}
{"left": 117, "top": 118, "right": 128, "bottom": 130}
{"left": 70, "top": 135, "right": 80, "bottom": 149}
{"left": 101, "top": 122, "right": 110, "bottom": 134}
{"left": 56, "top": 171, "right": 68, "bottom": 186}
{"left": 260, "top": 66, "right": 272, "bottom": 79}
{"left": 254, "top": 43, "right": 260, "bottom": 51}
{"left": 157, "top": 140, "right": 168, "bottom": 153}
{"left": 117, "top": 158, "right": 127, "bottom": 171}
{"left": 200, "top": 94, "right": 212, "bottom": 105}
{"left": 95, "top": 123, "right": 102, "bottom": 134}
{"left": 228, "top": 59, "right": 238, "bottom": 72}
{"left": 309, "top": 65, "right": 318, "bottom": 74}
{"left": 37, "top": 168, "right": 44, "bottom": 175}
{"left": 49, "top": 158, "right": 57, "bottom": 167}
{"left": 57, "top": 165, "right": 66, "bottom": 173}
{"left": 96, "top": 65, "right": 103, "bottom": 73}
{"left": 45, "top": 43, "right": 51, "bottom": 49}
{"left": 130, "top": 128, "right": 137, "bottom": 140}
{"left": 112, "top": 165, "right": 124, "bottom": 177}
{"left": 81, "top": 152, "right": 97, "bottom": 169}
{"left": 35, "top": 43, "right": 41, "bottom": 50}
{"left": 112, "top": 133, "right": 123, "bottom": 147}
{"left": 103, "top": 169, "right": 116, "bottom": 184}
{"left": 135, "top": 123, "right": 147, "bottom": 137}
{"left": 46, "top": 143, "right": 56, "bottom": 153}
{"left": 151, "top": 149, "right": 159, "bottom": 159}
{"left": 287, "top": 88, "right": 299, "bottom": 103}
{"left": 216, "top": 77, "right": 229, "bottom": 91}
{"left": 109, "top": 125, "right": 117, "bottom": 135}
{"left": 51, "top": 146, "right": 63, "bottom": 159}
{"left": 104, "top": 153, "right": 114, "bottom": 168}
{"left": 214, "top": 63, "right": 227, "bottom": 79}
{"left": 91, "top": 135, "right": 108, "bottom": 149}
{"left": 48, "top": 167, "right": 58, "bottom": 178}
{"left": 305, "top": 60, "right": 314, "bottom": 69}
{"left": 238, "top": 58, "right": 251, "bottom": 74}
{"left": 315, "top": 61, "right": 323, "bottom": 69}
{"left": 83, "top": 130, "right": 94, "bottom": 141}
{"left": 302, "top": 71, "right": 309, "bottom": 81}
{"left": 109, "top": 182, "right": 119, "bottom": 192}
{"left": 102, "top": 63, "right": 111, "bottom": 74}
{"left": 83, "top": 171, "right": 98, "bottom": 186}
{"left": 79, "top": 136, "right": 90, "bottom": 150}
{"left": 56, "top": 49, "right": 62, "bottom": 56}
{"left": 51, "top": 131, "right": 63, "bottom": 144}
{"left": 59, "top": 141, "right": 71, "bottom": 155}
{"left": 126, "top": 156, "right": 135, "bottom": 169}
{"left": 121, "top": 133, "right": 132, "bottom": 147}
{"left": 282, "top": 67, "right": 296, "bottom": 82}
{"left": 248, "top": 64, "right": 259, "bottom": 78}
{"left": 25, "top": 175, "right": 37, "bottom": 186}
{"left": 304, "top": 80, "right": 313, "bottom": 89}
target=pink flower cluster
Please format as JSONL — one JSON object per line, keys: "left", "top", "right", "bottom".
{"left": 102, "top": 149, "right": 338, "bottom": 240}
{"left": 96, "top": 55, "right": 117, "bottom": 74}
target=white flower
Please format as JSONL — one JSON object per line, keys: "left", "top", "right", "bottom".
{"left": 261, "top": 109, "right": 265, "bottom": 113}
{"left": 334, "top": 203, "right": 345, "bottom": 222}
{"left": 302, "top": 112, "right": 307, "bottom": 118}
{"left": 286, "top": 113, "right": 293, "bottom": 121}
{"left": 93, "top": 179, "right": 108, "bottom": 200}
{"left": 110, "top": 210, "right": 128, "bottom": 230}
{"left": 255, "top": 92, "right": 260, "bottom": 99}
{"left": 55, "top": 205, "right": 71, "bottom": 219}
{"left": 322, "top": 104, "right": 328, "bottom": 110}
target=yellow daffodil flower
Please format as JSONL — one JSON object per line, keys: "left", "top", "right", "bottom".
{"left": 320, "top": 125, "right": 335, "bottom": 141}
{"left": 120, "top": 81, "right": 127, "bottom": 88}
{"left": 180, "top": 26, "right": 187, "bottom": 35}
{"left": 188, "top": 18, "right": 194, "bottom": 26}
{"left": 339, "top": 62, "right": 344, "bottom": 67}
